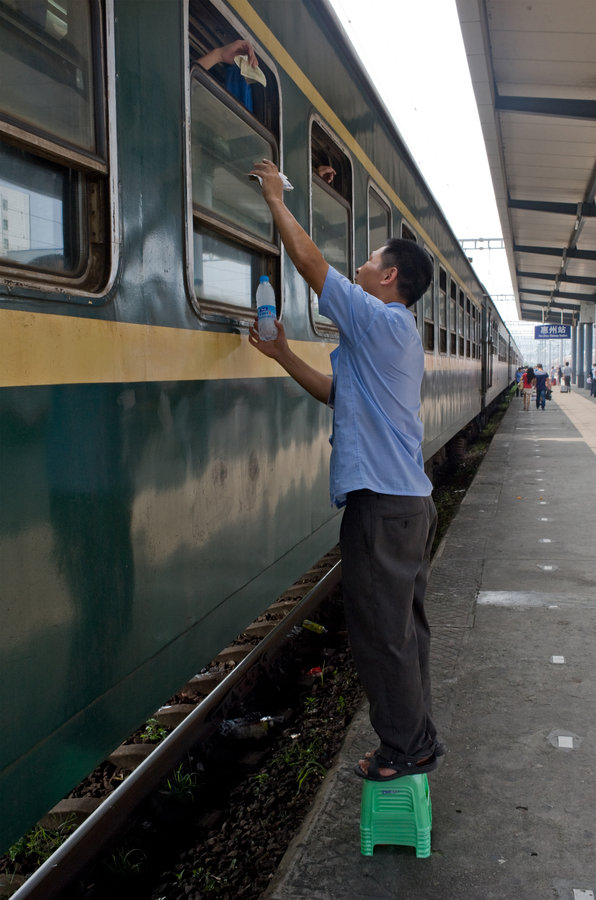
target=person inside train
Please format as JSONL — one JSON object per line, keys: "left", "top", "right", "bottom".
{"left": 198, "top": 39, "right": 261, "bottom": 110}
{"left": 248, "top": 158, "right": 443, "bottom": 782}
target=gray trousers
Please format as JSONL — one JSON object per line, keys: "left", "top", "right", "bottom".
{"left": 339, "top": 490, "right": 438, "bottom": 763}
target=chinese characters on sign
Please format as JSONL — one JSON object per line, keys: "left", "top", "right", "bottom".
{"left": 534, "top": 325, "right": 572, "bottom": 340}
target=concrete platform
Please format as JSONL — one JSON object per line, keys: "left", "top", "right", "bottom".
{"left": 266, "top": 387, "right": 596, "bottom": 900}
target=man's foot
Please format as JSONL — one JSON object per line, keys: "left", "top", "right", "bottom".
{"left": 355, "top": 743, "right": 445, "bottom": 781}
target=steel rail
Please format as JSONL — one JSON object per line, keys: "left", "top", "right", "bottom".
{"left": 11, "top": 560, "right": 342, "bottom": 900}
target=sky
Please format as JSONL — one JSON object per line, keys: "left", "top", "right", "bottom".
{"left": 327, "top": 0, "right": 520, "bottom": 324}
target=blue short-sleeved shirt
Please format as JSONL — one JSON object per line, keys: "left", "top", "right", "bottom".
{"left": 319, "top": 266, "right": 432, "bottom": 508}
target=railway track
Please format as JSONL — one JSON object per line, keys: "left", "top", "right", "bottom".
{"left": 4, "top": 548, "right": 343, "bottom": 900}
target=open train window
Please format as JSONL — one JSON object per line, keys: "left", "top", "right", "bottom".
{"left": 422, "top": 250, "right": 435, "bottom": 352}
{"left": 401, "top": 221, "right": 417, "bottom": 242}
{"left": 368, "top": 185, "right": 391, "bottom": 256}
{"left": 438, "top": 266, "right": 447, "bottom": 354}
{"left": 449, "top": 280, "right": 457, "bottom": 355}
{"left": 189, "top": 1, "right": 280, "bottom": 318}
{"left": 0, "top": 0, "right": 109, "bottom": 294}
{"left": 310, "top": 120, "right": 352, "bottom": 334}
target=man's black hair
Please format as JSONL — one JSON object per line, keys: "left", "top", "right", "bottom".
{"left": 381, "top": 238, "right": 434, "bottom": 307}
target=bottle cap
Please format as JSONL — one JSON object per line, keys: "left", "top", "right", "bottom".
{"left": 259, "top": 275, "right": 269, "bottom": 283}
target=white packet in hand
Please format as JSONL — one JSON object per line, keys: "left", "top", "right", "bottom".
{"left": 249, "top": 172, "right": 294, "bottom": 191}
{"left": 234, "top": 55, "right": 267, "bottom": 86}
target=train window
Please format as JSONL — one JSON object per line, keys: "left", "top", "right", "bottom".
{"left": 465, "top": 297, "right": 471, "bottom": 357}
{"left": 472, "top": 305, "right": 480, "bottom": 359}
{"left": 458, "top": 289, "right": 465, "bottom": 356}
{"left": 401, "top": 221, "right": 417, "bottom": 242}
{"left": 422, "top": 251, "right": 434, "bottom": 352}
{"left": 189, "top": 2, "right": 280, "bottom": 318}
{"left": 438, "top": 267, "right": 447, "bottom": 354}
{"left": 0, "top": 0, "right": 109, "bottom": 291}
{"left": 368, "top": 186, "right": 391, "bottom": 255}
{"left": 310, "top": 121, "right": 352, "bottom": 332}
{"left": 449, "top": 280, "right": 457, "bottom": 355}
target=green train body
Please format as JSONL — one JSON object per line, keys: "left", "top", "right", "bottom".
{"left": 0, "top": 0, "right": 520, "bottom": 851}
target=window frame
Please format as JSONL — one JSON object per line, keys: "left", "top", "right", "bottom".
{"left": 186, "top": 11, "right": 281, "bottom": 324}
{"left": 367, "top": 183, "right": 391, "bottom": 258}
{"left": 0, "top": 0, "right": 114, "bottom": 299}
{"left": 309, "top": 117, "right": 353, "bottom": 337}
{"left": 438, "top": 265, "right": 447, "bottom": 355}
{"left": 422, "top": 247, "right": 435, "bottom": 353}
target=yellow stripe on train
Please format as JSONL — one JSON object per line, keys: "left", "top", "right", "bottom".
{"left": 0, "top": 308, "right": 334, "bottom": 387}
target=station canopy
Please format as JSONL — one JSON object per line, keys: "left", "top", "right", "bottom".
{"left": 456, "top": 0, "right": 596, "bottom": 324}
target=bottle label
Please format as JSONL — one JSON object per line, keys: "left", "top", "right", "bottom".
{"left": 258, "top": 305, "right": 275, "bottom": 319}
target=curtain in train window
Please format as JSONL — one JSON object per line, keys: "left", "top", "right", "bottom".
{"left": 0, "top": 0, "right": 107, "bottom": 287}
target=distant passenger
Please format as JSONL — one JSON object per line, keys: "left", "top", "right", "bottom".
{"left": 591, "top": 362, "right": 596, "bottom": 398}
{"left": 520, "top": 366, "right": 534, "bottom": 411}
{"left": 515, "top": 366, "right": 524, "bottom": 397}
{"left": 562, "top": 361, "right": 572, "bottom": 392}
{"left": 249, "top": 158, "right": 443, "bottom": 782}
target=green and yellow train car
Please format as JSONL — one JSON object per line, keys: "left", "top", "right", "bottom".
{"left": 0, "top": 0, "right": 520, "bottom": 851}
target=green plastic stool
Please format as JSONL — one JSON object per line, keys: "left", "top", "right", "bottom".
{"left": 360, "top": 773, "right": 432, "bottom": 858}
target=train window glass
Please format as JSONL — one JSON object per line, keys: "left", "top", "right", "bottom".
{"left": 472, "top": 306, "right": 478, "bottom": 359}
{"left": 401, "top": 221, "right": 417, "bottom": 242}
{"left": 0, "top": 0, "right": 98, "bottom": 153}
{"left": 0, "top": 142, "right": 81, "bottom": 273}
{"left": 190, "top": 77, "right": 274, "bottom": 243}
{"left": 194, "top": 225, "right": 256, "bottom": 307}
{"left": 438, "top": 266, "right": 447, "bottom": 354}
{"left": 465, "top": 297, "right": 471, "bottom": 357}
{"left": 312, "top": 181, "right": 350, "bottom": 275}
{"left": 0, "top": 0, "right": 108, "bottom": 291}
{"left": 310, "top": 121, "right": 351, "bottom": 332}
{"left": 458, "top": 289, "right": 464, "bottom": 355}
{"left": 449, "top": 280, "right": 457, "bottom": 355}
{"left": 422, "top": 253, "right": 434, "bottom": 351}
{"left": 368, "top": 186, "right": 391, "bottom": 255}
{"left": 188, "top": 1, "right": 280, "bottom": 318}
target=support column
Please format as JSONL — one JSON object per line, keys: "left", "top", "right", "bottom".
{"left": 578, "top": 324, "right": 585, "bottom": 389}
{"left": 586, "top": 325, "right": 593, "bottom": 389}
{"left": 571, "top": 326, "right": 578, "bottom": 385}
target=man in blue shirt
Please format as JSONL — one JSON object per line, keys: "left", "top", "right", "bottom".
{"left": 248, "top": 159, "right": 442, "bottom": 781}
{"left": 534, "top": 364, "right": 550, "bottom": 410}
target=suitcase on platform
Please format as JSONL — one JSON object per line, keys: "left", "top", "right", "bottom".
{"left": 560, "top": 384, "right": 569, "bottom": 393}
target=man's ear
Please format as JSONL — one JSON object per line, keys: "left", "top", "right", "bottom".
{"left": 381, "top": 265, "right": 398, "bottom": 286}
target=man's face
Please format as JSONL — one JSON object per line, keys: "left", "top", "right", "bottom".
{"left": 355, "top": 247, "right": 387, "bottom": 295}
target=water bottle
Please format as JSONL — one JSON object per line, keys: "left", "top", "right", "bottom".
{"left": 256, "top": 276, "right": 278, "bottom": 341}
{"left": 219, "top": 713, "right": 284, "bottom": 739}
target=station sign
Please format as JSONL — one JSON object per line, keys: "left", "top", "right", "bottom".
{"left": 534, "top": 324, "right": 571, "bottom": 340}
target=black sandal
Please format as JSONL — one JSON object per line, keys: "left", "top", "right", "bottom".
{"left": 354, "top": 748, "right": 440, "bottom": 782}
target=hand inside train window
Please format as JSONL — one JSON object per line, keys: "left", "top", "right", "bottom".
{"left": 189, "top": 1, "right": 277, "bottom": 131}
{"left": 198, "top": 39, "right": 264, "bottom": 113}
